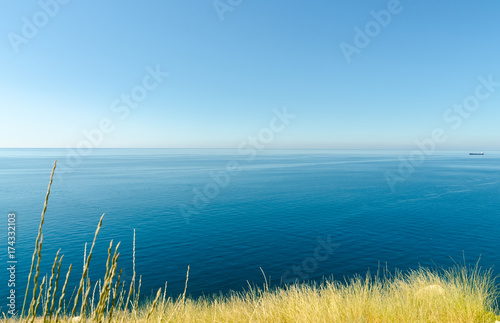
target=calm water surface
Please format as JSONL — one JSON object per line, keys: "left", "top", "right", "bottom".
{"left": 1, "top": 149, "right": 499, "bottom": 304}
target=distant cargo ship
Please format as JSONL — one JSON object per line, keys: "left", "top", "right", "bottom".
{"left": 469, "top": 152, "right": 484, "bottom": 155}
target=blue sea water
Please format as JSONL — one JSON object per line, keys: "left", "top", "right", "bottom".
{"left": 1, "top": 149, "right": 500, "bottom": 309}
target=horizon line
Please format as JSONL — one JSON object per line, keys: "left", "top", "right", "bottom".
{"left": 0, "top": 147, "right": 497, "bottom": 151}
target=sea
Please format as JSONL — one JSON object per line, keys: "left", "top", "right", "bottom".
{"left": 1, "top": 148, "right": 499, "bottom": 308}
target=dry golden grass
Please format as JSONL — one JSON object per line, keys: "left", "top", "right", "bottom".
{"left": 3, "top": 161, "right": 500, "bottom": 322}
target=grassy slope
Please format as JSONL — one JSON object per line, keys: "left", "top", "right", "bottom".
{"left": 7, "top": 265, "right": 500, "bottom": 322}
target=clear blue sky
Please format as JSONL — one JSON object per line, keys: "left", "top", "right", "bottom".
{"left": 1, "top": 0, "right": 499, "bottom": 149}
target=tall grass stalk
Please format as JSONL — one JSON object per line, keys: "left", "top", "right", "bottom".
{"left": 48, "top": 254, "right": 64, "bottom": 321}
{"left": 54, "top": 264, "right": 72, "bottom": 322}
{"left": 42, "top": 249, "right": 60, "bottom": 321}
{"left": 70, "top": 213, "right": 105, "bottom": 318}
{"left": 21, "top": 160, "right": 57, "bottom": 319}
